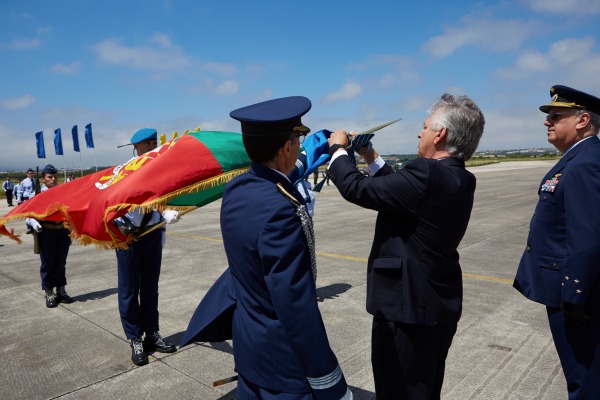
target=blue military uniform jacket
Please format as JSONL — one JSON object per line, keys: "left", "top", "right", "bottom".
{"left": 182, "top": 162, "right": 347, "bottom": 399}
{"left": 514, "top": 136, "right": 600, "bottom": 316}
{"left": 328, "top": 155, "right": 476, "bottom": 326}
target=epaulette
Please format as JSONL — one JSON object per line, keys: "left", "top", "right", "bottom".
{"left": 276, "top": 183, "right": 301, "bottom": 206}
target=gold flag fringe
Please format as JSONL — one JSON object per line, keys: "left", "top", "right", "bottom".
{"left": 0, "top": 203, "right": 72, "bottom": 244}
{"left": 0, "top": 167, "right": 249, "bottom": 249}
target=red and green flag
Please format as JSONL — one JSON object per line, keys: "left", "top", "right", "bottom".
{"left": 0, "top": 131, "right": 250, "bottom": 248}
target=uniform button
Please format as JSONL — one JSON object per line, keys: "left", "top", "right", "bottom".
{"left": 526, "top": 246, "right": 531, "bottom": 252}
{"left": 552, "top": 262, "right": 557, "bottom": 267}
{"left": 543, "top": 195, "right": 547, "bottom": 200}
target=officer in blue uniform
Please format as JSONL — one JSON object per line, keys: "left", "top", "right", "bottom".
{"left": 188, "top": 97, "right": 351, "bottom": 400}
{"left": 514, "top": 85, "right": 600, "bottom": 399}
{"left": 114, "top": 128, "right": 178, "bottom": 366}
{"left": 2, "top": 177, "right": 15, "bottom": 206}
{"left": 17, "top": 168, "right": 38, "bottom": 203}
{"left": 26, "top": 164, "right": 73, "bottom": 308}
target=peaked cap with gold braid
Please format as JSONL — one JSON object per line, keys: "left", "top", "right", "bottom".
{"left": 539, "top": 85, "right": 600, "bottom": 115}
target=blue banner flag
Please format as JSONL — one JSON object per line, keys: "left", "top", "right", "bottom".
{"left": 72, "top": 125, "right": 80, "bottom": 152}
{"left": 84, "top": 123, "right": 94, "bottom": 148}
{"left": 293, "top": 129, "right": 332, "bottom": 185}
{"left": 54, "top": 128, "right": 64, "bottom": 155}
{"left": 35, "top": 131, "right": 46, "bottom": 159}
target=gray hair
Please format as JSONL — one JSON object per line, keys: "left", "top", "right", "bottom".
{"left": 428, "top": 93, "right": 485, "bottom": 161}
{"left": 574, "top": 109, "right": 600, "bottom": 134}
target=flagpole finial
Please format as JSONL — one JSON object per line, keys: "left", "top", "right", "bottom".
{"left": 357, "top": 118, "right": 402, "bottom": 135}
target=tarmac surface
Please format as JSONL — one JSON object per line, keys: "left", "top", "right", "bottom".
{"left": 0, "top": 160, "right": 568, "bottom": 400}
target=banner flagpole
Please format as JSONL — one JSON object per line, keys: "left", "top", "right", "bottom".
{"left": 79, "top": 151, "right": 83, "bottom": 177}
{"left": 62, "top": 154, "right": 67, "bottom": 182}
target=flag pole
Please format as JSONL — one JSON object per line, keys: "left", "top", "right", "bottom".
{"left": 93, "top": 148, "right": 98, "bottom": 172}
{"left": 137, "top": 207, "right": 198, "bottom": 238}
{"left": 62, "top": 154, "right": 67, "bottom": 182}
{"left": 79, "top": 151, "right": 83, "bottom": 177}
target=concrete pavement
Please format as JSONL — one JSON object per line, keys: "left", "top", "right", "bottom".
{"left": 0, "top": 160, "right": 566, "bottom": 399}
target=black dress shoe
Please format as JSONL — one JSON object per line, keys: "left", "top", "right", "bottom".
{"left": 45, "top": 290, "right": 58, "bottom": 308}
{"left": 130, "top": 337, "right": 149, "bottom": 366}
{"left": 55, "top": 286, "right": 74, "bottom": 304}
{"left": 144, "top": 331, "right": 177, "bottom": 353}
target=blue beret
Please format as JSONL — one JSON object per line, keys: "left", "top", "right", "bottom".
{"left": 540, "top": 85, "right": 600, "bottom": 115}
{"left": 230, "top": 96, "right": 311, "bottom": 136}
{"left": 27, "top": 168, "right": 34, "bottom": 173}
{"left": 130, "top": 128, "right": 158, "bottom": 144}
{"left": 42, "top": 164, "right": 57, "bottom": 175}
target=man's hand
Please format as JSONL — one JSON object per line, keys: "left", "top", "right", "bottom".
{"left": 328, "top": 130, "right": 349, "bottom": 147}
{"left": 29, "top": 220, "right": 42, "bottom": 232}
{"left": 560, "top": 300, "right": 590, "bottom": 326}
{"left": 354, "top": 141, "right": 373, "bottom": 156}
{"left": 162, "top": 210, "right": 180, "bottom": 224}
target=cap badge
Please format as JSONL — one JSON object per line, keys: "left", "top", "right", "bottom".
{"left": 293, "top": 125, "right": 309, "bottom": 133}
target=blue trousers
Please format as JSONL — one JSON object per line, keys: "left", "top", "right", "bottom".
{"left": 116, "top": 229, "right": 162, "bottom": 339}
{"left": 547, "top": 306, "right": 600, "bottom": 400}
{"left": 237, "top": 374, "right": 314, "bottom": 400}
{"left": 39, "top": 228, "right": 71, "bottom": 290}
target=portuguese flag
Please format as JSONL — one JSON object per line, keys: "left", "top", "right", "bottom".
{"left": 0, "top": 131, "right": 250, "bottom": 248}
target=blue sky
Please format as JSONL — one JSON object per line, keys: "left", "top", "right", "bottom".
{"left": 2, "top": 0, "right": 600, "bottom": 171}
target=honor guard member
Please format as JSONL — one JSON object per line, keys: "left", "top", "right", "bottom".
{"left": 17, "top": 168, "right": 38, "bottom": 204}
{"left": 514, "top": 85, "right": 600, "bottom": 399}
{"left": 114, "top": 128, "right": 179, "bottom": 366}
{"left": 327, "top": 93, "right": 485, "bottom": 399}
{"left": 220, "top": 97, "right": 352, "bottom": 400}
{"left": 25, "top": 164, "right": 74, "bottom": 308}
{"left": 13, "top": 179, "right": 20, "bottom": 204}
{"left": 2, "top": 177, "right": 15, "bottom": 206}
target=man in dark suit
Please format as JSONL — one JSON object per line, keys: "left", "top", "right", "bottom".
{"left": 514, "top": 85, "right": 600, "bottom": 399}
{"left": 327, "top": 93, "right": 485, "bottom": 399}
{"left": 219, "top": 96, "right": 351, "bottom": 399}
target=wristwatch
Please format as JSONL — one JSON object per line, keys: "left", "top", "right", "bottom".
{"left": 328, "top": 144, "right": 346, "bottom": 156}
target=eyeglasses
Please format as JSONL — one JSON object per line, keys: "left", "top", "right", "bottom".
{"left": 546, "top": 111, "right": 578, "bottom": 123}
{"left": 294, "top": 132, "right": 306, "bottom": 144}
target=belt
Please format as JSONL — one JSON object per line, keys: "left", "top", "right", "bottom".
{"left": 40, "top": 221, "right": 66, "bottom": 230}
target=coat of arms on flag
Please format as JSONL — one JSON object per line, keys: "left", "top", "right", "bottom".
{"left": 0, "top": 131, "right": 250, "bottom": 248}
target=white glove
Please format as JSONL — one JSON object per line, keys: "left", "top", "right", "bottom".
{"left": 30, "top": 220, "right": 42, "bottom": 232}
{"left": 162, "top": 210, "right": 180, "bottom": 224}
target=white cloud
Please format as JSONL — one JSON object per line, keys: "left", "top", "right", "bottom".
{"left": 525, "top": 0, "right": 600, "bottom": 15}
{"left": 214, "top": 80, "right": 239, "bottom": 96}
{"left": 6, "top": 26, "right": 51, "bottom": 50}
{"left": 93, "top": 36, "right": 194, "bottom": 72}
{"left": 323, "top": 81, "right": 363, "bottom": 104}
{"left": 423, "top": 18, "right": 536, "bottom": 57}
{"left": 1, "top": 94, "right": 35, "bottom": 110}
{"left": 9, "top": 37, "right": 41, "bottom": 49}
{"left": 204, "top": 61, "right": 238, "bottom": 77}
{"left": 150, "top": 33, "right": 174, "bottom": 48}
{"left": 50, "top": 61, "right": 82, "bottom": 75}
{"left": 496, "top": 37, "right": 600, "bottom": 88}
{"left": 350, "top": 55, "right": 420, "bottom": 87}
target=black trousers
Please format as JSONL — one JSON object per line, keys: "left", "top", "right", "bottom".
{"left": 5, "top": 190, "right": 13, "bottom": 205}
{"left": 372, "top": 317, "right": 457, "bottom": 400}
{"left": 547, "top": 306, "right": 600, "bottom": 399}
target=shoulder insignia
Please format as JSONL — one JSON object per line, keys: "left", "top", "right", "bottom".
{"left": 276, "top": 183, "right": 301, "bottom": 205}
